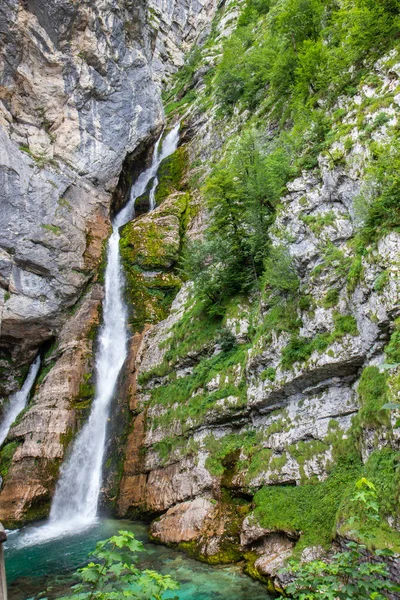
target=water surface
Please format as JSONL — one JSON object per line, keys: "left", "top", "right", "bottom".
{"left": 6, "top": 519, "right": 271, "bottom": 600}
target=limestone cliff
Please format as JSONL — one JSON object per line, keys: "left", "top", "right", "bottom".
{"left": 0, "top": 0, "right": 217, "bottom": 525}
{"left": 115, "top": 0, "right": 400, "bottom": 586}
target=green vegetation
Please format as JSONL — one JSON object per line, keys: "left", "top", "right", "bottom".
{"left": 0, "top": 441, "right": 20, "bottom": 479}
{"left": 215, "top": 0, "right": 400, "bottom": 119}
{"left": 48, "top": 531, "right": 179, "bottom": 600}
{"left": 120, "top": 193, "right": 188, "bottom": 332}
{"left": 355, "top": 366, "right": 389, "bottom": 429}
{"left": 147, "top": 344, "right": 247, "bottom": 433}
{"left": 278, "top": 479, "right": 400, "bottom": 599}
{"left": 155, "top": 146, "right": 188, "bottom": 205}
{"left": 72, "top": 373, "right": 96, "bottom": 411}
{"left": 182, "top": 128, "right": 294, "bottom": 315}
{"left": 385, "top": 319, "right": 400, "bottom": 364}
{"left": 254, "top": 456, "right": 362, "bottom": 553}
{"left": 41, "top": 224, "right": 62, "bottom": 236}
{"left": 281, "top": 312, "right": 358, "bottom": 369}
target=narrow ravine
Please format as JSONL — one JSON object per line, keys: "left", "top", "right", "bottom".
{"left": 0, "top": 356, "right": 41, "bottom": 448}
{"left": 14, "top": 123, "right": 180, "bottom": 547}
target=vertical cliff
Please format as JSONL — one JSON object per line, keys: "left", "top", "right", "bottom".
{"left": 114, "top": 0, "right": 400, "bottom": 587}
{"left": 0, "top": 0, "right": 218, "bottom": 525}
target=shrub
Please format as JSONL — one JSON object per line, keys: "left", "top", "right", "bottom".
{"left": 55, "top": 531, "right": 179, "bottom": 600}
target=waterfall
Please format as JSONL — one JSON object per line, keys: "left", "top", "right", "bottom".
{"left": 0, "top": 356, "right": 41, "bottom": 448}
{"left": 17, "top": 123, "right": 180, "bottom": 545}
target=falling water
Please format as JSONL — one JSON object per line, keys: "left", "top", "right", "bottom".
{"left": 0, "top": 356, "right": 41, "bottom": 448}
{"left": 16, "top": 123, "right": 180, "bottom": 546}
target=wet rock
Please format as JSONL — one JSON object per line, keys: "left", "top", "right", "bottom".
{"left": 150, "top": 497, "right": 217, "bottom": 544}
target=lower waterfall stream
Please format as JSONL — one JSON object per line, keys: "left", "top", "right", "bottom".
{"left": 0, "top": 356, "right": 41, "bottom": 448}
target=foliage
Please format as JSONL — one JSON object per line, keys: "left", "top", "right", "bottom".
{"left": 0, "top": 441, "right": 20, "bottom": 479}
{"left": 385, "top": 319, "right": 400, "bottom": 364}
{"left": 57, "top": 531, "right": 179, "bottom": 600}
{"left": 277, "top": 479, "right": 400, "bottom": 599}
{"left": 356, "top": 366, "right": 389, "bottom": 428}
{"left": 279, "top": 542, "right": 398, "bottom": 599}
{"left": 355, "top": 139, "right": 400, "bottom": 245}
{"left": 262, "top": 245, "right": 299, "bottom": 294}
{"left": 215, "top": 0, "right": 400, "bottom": 119}
{"left": 181, "top": 129, "right": 293, "bottom": 314}
{"left": 253, "top": 456, "right": 362, "bottom": 553}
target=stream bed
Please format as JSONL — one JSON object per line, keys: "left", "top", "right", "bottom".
{"left": 5, "top": 518, "right": 272, "bottom": 600}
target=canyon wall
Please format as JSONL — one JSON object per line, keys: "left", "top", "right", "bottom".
{"left": 1, "top": 0, "right": 400, "bottom": 589}
{"left": 0, "top": 0, "right": 217, "bottom": 525}
{"left": 115, "top": 1, "right": 400, "bottom": 586}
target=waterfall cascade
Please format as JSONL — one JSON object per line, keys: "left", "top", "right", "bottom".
{"left": 15, "top": 123, "right": 180, "bottom": 545}
{"left": 0, "top": 356, "right": 41, "bottom": 448}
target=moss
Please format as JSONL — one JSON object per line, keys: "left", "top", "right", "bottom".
{"left": 155, "top": 146, "right": 188, "bottom": 205}
{"left": 243, "top": 551, "right": 282, "bottom": 592}
{"left": 261, "top": 367, "right": 276, "bottom": 382}
{"left": 203, "top": 430, "right": 264, "bottom": 480}
{"left": 0, "top": 441, "right": 20, "bottom": 479}
{"left": 35, "top": 359, "right": 56, "bottom": 388}
{"left": 41, "top": 224, "right": 62, "bottom": 236}
{"left": 301, "top": 211, "right": 336, "bottom": 235}
{"left": 253, "top": 455, "right": 362, "bottom": 555}
{"left": 356, "top": 366, "right": 390, "bottom": 429}
{"left": 338, "top": 449, "right": 400, "bottom": 550}
{"left": 146, "top": 345, "right": 248, "bottom": 434}
{"left": 385, "top": 319, "right": 400, "bottom": 364}
{"left": 152, "top": 436, "right": 199, "bottom": 464}
{"left": 288, "top": 440, "right": 329, "bottom": 481}
{"left": 374, "top": 269, "right": 390, "bottom": 293}
{"left": 71, "top": 373, "right": 96, "bottom": 411}
{"left": 322, "top": 288, "right": 340, "bottom": 308}
{"left": 119, "top": 192, "right": 189, "bottom": 332}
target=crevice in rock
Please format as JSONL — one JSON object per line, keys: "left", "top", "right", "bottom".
{"left": 110, "top": 128, "right": 163, "bottom": 218}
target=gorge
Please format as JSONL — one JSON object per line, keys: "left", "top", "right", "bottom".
{"left": 1, "top": 0, "right": 400, "bottom": 598}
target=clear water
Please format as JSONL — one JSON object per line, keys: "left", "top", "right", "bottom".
{"left": 5, "top": 519, "right": 272, "bottom": 600}
{"left": 0, "top": 355, "right": 41, "bottom": 447}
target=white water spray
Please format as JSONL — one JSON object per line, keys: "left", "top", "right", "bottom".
{"left": 16, "top": 123, "right": 180, "bottom": 546}
{"left": 0, "top": 356, "right": 41, "bottom": 448}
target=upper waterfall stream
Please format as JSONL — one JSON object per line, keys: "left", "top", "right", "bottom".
{"left": 16, "top": 123, "right": 180, "bottom": 547}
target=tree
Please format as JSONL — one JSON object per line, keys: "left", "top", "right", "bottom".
{"left": 56, "top": 531, "right": 179, "bottom": 600}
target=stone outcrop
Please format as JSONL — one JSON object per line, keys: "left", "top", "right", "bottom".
{"left": 0, "top": 0, "right": 164, "bottom": 393}
{"left": 0, "top": 283, "right": 102, "bottom": 526}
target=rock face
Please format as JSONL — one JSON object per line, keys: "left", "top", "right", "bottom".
{"left": 116, "top": 6, "right": 400, "bottom": 587}
{"left": 0, "top": 0, "right": 163, "bottom": 390}
{"left": 0, "top": 0, "right": 219, "bottom": 523}
{"left": 0, "top": 284, "right": 102, "bottom": 526}
{"left": 150, "top": 497, "right": 217, "bottom": 544}
{"left": 0, "top": 0, "right": 220, "bottom": 390}
{"left": 148, "top": 0, "right": 219, "bottom": 85}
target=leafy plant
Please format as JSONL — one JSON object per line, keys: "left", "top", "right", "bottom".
{"left": 56, "top": 531, "right": 179, "bottom": 600}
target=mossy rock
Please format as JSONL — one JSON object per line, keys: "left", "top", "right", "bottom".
{"left": 120, "top": 193, "right": 188, "bottom": 270}
{"left": 0, "top": 440, "right": 20, "bottom": 480}
{"left": 119, "top": 192, "right": 189, "bottom": 332}
{"left": 155, "top": 146, "right": 188, "bottom": 205}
